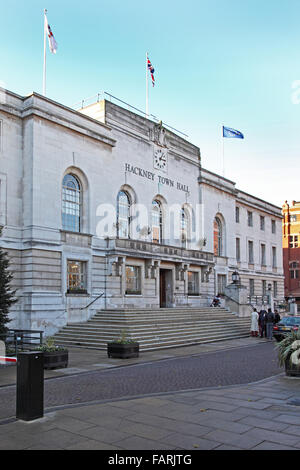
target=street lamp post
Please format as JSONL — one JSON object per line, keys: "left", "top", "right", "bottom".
{"left": 267, "top": 283, "right": 274, "bottom": 311}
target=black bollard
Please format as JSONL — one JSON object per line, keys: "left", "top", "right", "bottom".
{"left": 16, "top": 352, "right": 44, "bottom": 421}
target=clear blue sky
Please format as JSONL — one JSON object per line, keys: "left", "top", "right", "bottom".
{"left": 1, "top": 0, "right": 299, "bottom": 207}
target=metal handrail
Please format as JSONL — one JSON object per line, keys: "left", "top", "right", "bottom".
{"left": 80, "top": 292, "right": 105, "bottom": 310}
{"left": 0, "top": 329, "right": 43, "bottom": 356}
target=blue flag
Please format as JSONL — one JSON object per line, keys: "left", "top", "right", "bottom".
{"left": 223, "top": 126, "right": 244, "bottom": 139}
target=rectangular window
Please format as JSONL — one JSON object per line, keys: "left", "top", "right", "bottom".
{"left": 126, "top": 266, "right": 141, "bottom": 295}
{"left": 247, "top": 211, "right": 253, "bottom": 227}
{"left": 188, "top": 271, "right": 199, "bottom": 295}
{"left": 291, "top": 270, "right": 299, "bottom": 279}
{"left": 236, "top": 238, "right": 240, "bottom": 262}
{"left": 271, "top": 220, "right": 276, "bottom": 234}
{"left": 249, "top": 279, "right": 255, "bottom": 296}
{"left": 272, "top": 247, "right": 277, "bottom": 268}
{"left": 67, "top": 260, "right": 87, "bottom": 293}
{"left": 262, "top": 280, "right": 267, "bottom": 296}
{"left": 290, "top": 215, "right": 297, "bottom": 222}
{"left": 248, "top": 240, "right": 254, "bottom": 264}
{"left": 260, "top": 216, "right": 265, "bottom": 231}
{"left": 289, "top": 235, "right": 299, "bottom": 248}
{"left": 273, "top": 281, "right": 278, "bottom": 298}
{"left": 261, "top": 244, "right": 266, "bottom": 266}
{"left": 235, "top": 207, "right": 240, "bottom": 223}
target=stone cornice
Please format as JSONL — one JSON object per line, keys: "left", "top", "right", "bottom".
{"left": 22, "top": 105, "right": 116, "bottom": 148}
{"left": 0, "top": 89, "right": 116, "bottom": 148}
{"left": 200, "top": 168, "right": 282, "bottom": 218}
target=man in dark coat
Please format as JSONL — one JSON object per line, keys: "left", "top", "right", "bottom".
{"left": 266, "top": 308, "right": 275, "bottom": 340}
{"left": 258, "top": 309, "right": 267, "bottom": 338}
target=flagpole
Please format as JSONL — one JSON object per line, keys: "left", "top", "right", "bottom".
{"left": 222, "top": 125, "right": 225, "bottom": 177}
{"left": 43, "top": 9, "right": 47, "bottom": 96}
{"left": 146, "top": 52, "right": 149, "bottom": 118}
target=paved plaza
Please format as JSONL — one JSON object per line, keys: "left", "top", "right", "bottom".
{"left": 0, "top": 338, "right": 300, "bottom": 450}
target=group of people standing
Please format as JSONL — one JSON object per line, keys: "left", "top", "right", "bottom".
{"left": 250, "top": 307, "right": 281, "bottom": 340}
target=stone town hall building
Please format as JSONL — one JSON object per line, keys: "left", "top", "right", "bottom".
{"left": 0, "top": 88, "right": 284, "bottom": 335}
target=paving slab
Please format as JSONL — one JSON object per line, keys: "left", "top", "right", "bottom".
{"left": 236, "top": 415, "right": 289, "bottom": 432}
{"left": 159, "top": 431, "right": 220, "bottom": 450}
{"left": 204, "top": 428, "right": 264, "bottom": 449}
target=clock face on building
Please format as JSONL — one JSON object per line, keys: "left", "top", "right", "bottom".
{"left": 153, "top": 148, "right": 168, "bottom": 172}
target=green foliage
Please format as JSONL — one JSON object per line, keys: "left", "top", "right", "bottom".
{"left": 37, "top": 337, "right": 67, "bottom": 352}
{"left": 110, "top": 329, "right": 136, "bottom": 344}
{"left": 0, "top": 237, "right": 17, "bottom": 335}
{"left": 275, "top": 329, "right": 300, "bottom": 367}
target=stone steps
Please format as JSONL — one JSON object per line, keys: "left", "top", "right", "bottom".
{"left": 55, "top": 322, "right": 249, "bottom": 336}
{"left": 52, "top": 307, "right": 251, "bottom": 351}
{"left": 55, "top": 323, "right": 249, "bottom": 340}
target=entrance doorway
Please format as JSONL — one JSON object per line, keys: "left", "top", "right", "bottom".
{"left": 217, "top": 274, "right": 227, "bottom": 295}
{"left": 160, "top": 269, "right": 173, "bottom": 308}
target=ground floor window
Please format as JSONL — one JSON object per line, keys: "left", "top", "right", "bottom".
{"left": 249, "top": 279, "right": 255, "bottom": 296}
{"left": 273, "top": 281, "right": 278, "bottom": 298}
{"left": 126, "top": 266, "right": 141, "bottom": 295}
{"left": 188, "top": 271, "right": 199, "bottom": 295}
{"left": 67, "top": 260, "right": 87, "bottom": 293}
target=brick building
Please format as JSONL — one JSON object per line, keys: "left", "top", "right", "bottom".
{"left": 282, "top": 200, "right": 300, "bottom": 311}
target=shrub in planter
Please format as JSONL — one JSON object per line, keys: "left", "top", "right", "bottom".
{"left": 276, "top": 329, "right": 300, "bottom": 377}
{"left": 37, "top": 337, "right": 69, "bottom": 370}
{"left": 107, "top": 330, "right": 139, "bottom": 359}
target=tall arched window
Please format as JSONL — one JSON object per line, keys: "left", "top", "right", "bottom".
{"left": 117, "top": 191, "right": 131, "bottom": 238}
{"left": 62, "top": 174, "right": 82, "bottom": 232}
{"left": 152, "top": 200, "right": 163, "bottom": 244}
{"left": 181, "top": 208, "right": 189, "bottom": 248}
{"left": 213, "top": 217, "right": 223, "bottom": 256}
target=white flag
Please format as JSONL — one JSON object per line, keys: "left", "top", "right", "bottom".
{"left": 45, "top": 15, "right": 58, "bottom": 54}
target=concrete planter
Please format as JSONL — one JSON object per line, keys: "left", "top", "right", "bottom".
{"left": 285, "top": 359, "right": 300, "bottom": 377}
{"left": 43, "top": 350, "right": 69, "bottom": 370}
{"left": 107, "top": 343, "right": 139, "bottom": 359}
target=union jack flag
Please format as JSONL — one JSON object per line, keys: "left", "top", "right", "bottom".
{"left": 147, "top": 57, "right": 155, "bottom": 87}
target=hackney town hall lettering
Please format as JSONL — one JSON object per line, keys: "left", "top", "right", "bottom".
{"left": 125, "top": 163, "right": 189, "bottom": 193}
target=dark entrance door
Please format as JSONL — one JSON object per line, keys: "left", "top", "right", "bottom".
{"left": 160, "top": 269, "right": 173, "bottom": 308}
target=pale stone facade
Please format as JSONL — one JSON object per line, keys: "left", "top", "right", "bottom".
{"left": 199, "top": 169, "right": 284, "bottom": 311}
{"left": 0, "top": 89, "right": 284, "bottom": 335}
